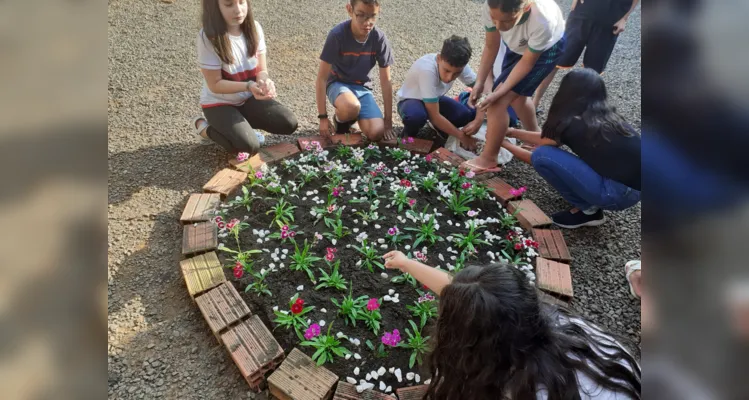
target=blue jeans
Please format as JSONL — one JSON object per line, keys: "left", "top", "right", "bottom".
{"left": 326, "top": 81, "right": 383, "bottom": 120}
{"left": 531, "top": 145, "right": 640, "bottom": 211}
{"left": 398, "top": 96, "right": 476, "bottom": 137}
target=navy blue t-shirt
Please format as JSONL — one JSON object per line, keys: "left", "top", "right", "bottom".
{"left": 320, "top": 20, "right": 394, "bottom": 90}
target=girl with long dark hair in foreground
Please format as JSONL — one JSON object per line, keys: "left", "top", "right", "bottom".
{"left": 382, "top": 250, "right": 641, "bottom": 400}
{"left": 502, "top": 68, "right": 641, "bottom": 229}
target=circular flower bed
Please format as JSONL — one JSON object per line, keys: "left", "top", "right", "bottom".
{"left": 212, "top": 141, "right": 539, "bottom": 393}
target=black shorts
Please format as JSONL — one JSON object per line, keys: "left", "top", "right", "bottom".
{"left": 556, "top": 16, "right": 619, "bottom": 73}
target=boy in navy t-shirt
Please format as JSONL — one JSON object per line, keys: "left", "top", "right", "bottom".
{"left": 315, "top": 0, "right": 395, "bottom": 142}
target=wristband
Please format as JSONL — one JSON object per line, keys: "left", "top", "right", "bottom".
{"left": 318, "top": 114, "right": 328, "bottom": 120}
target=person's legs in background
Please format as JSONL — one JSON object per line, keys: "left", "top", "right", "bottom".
{"left": 354, "top": 87, "right": 385, "bottom": 142}
{"left": 398, "top": 99, "right": 429, "bottom": 138}
{"left": 530, "top": 145, "right": 640, "bottom": 228}
{"left": 327, "top": 82, "right": 362, "bottom": 134}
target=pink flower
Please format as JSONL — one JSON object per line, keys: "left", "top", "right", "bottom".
{"left": 304, "top": 323, "right": 321, "bottom": 340}
{"left": 227, "top": 218, "right": 240, "bottom": 229}
{"left": 366, "top": 298, "right": 380, "bottom": 311}
{"left": 281, "top": 231, "right": 289, "bottom": 240}
{"left": 327, "top": 204, "right": 337, "bottom": 213}
{"left": 291, "top": 303, "right": 303, "bottom": 314}
{"left": 233, "top": 263, "right": 244, "bottom": 279}
{"left": 404, "top": 167, "right": 411, "bottom": 174}
{"left": 282, "top": 225, "right": 289, "bottom": 232}
{"left": 514, "top": 243, "right": 523, "bottom": 251}
{"left": 387, "top": 226, "right": 398, "bottom": 236}
{"left": 407, "top": 137, "right": 415, "bottom": 144}
{"left": 314, "top": 232, "right": 323, "bottom": 241}
{"left": 237, "top": 152, "right": 250, "bottom": 162}
{"left": 401, "top": 138, "right": 407, "bottom": 145}
{"left": 510, "top": 187, "right": 527, "bottom": 197}
{"left": 381, "top": 329, "right": 401, "bottom": 347}
{"left": 414, "top": 251, "right": 427, "bottom": 262}
{"left": 418, "top": 293, "right": 435, "bottom": 303}
{"left": 461, "top": 182, "right": 472, "bottom": 190}
{"left": 325, "top": 247, "right": 337, "bottom": 262}
{"left": 425, "top": 154, "right": 433, "bottom": 162}
{"left": 466, "top": 170, "right": 476, "bottom": 179}
{"left": 254, "top": 171, "right": 263, "bottom": 179}
{"left": 215, "top": 216, "right": 223, "bottom": 223}
{"left": 289, "top": 231, "right": 296, "bottom": 238}
{"left": 467, "top": 210, "right": 478, "bottom": 217}
{"left": 408, "top": 199, "right": 416, "bottom": 207}
{"left": 217, "top": 221, "right": 226, "bottom": 229}
{"left": 400, "top": 179, "right": 412, "bottom": 188}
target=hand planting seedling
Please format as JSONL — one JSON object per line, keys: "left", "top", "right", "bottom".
{"left": 289, "top": 239, "right": 323, "bottom": 283}
{"left": 273, "top": 293, "right": 315, "bottom": 338}
{"left": 351, "top": 240, "right": 385, "bottom": 272}
{"left": 245, "top": 269, "right": 273, "bottom": 296}
{"left": 398, "top": 320, "right": 431, "bottom": 368}
{"left": 357, "top": 298, "right": 383, "bottom": 334}
{"left": 266, "top": 198, "right": 296, "bottom": 228}
{"left": 300, "top": 322, "right": 350, "bottom": 365}
{"left": 330, "top": 288, "right": 368, "bottom": 326}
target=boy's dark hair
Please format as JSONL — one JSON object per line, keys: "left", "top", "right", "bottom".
{"left": 350, "top": 0, "right": 380, "bottom": 6}
{"left": 440, "top": 36, "right": 472, "bottom": 68}
{"left": 425, "top": 264, "right": 641, "bottom": 400}
{"left": 488, "top": 0, "right": 526, "bottom": 13}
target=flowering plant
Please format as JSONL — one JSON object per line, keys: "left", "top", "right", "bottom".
{"left": 391, "top": 271, "right": 418, "bottom": 287}
{"left": 330, "top": 288, "right": 368, "bottom": 326}
{"left": 405, "top": 207, "right": 443, "bottom": 248}
{"left": 266, "top": 198, "right": 296, "bottom": 228}
{"left": 366, "top": 329, "right": 401, "bottom": 358}
{"left": 398, "top": 320, "right": 431, "bottom": 368}
{"left": 392, "top": 187, "right": 414, "bottom": 213}
{"left": 509, "top": 186, "right": 528, "bottom": 198}
{"left": 300, "top": 322, "right": 351, "bottom": 365}
{"left": 289, "top": 239, "right": 323, "bottom": 283}
{"left": 363, "top": 144, "right": 382, "bottom": 160}
{"left": 386, "top": 226, "right": 412, "bottom": 248}
{"left": 323, "top": 208, "right": 351, "bottom": 240}
{"left": 273, "top": 293, "right": 315, "bottom": 338}
{"left": 315, "top": 259, "right": 349, "bottom": 291}
{"left": 353, "top": 202, "right": 382, "bottom": 223}
{"left": 228, "top": 185, "right": 258, "bottom": 211}
{"left": 407, "top": 296, "right": 438, "bottom": 328}
{"left": 498, "top": 209, "right": 520, "bottom": 229}
{"left": 268, "top": 224, "right": 298, "bottom": 244}
{"left": 335, "top": 143, "right": 354, "bottom": 159}
{"left": 357, "top": 297, "right": 383, "bottom": 334}
{"left": 452, "top": 220, "right": 490, "bottom": 254}
{"left": 351, "top": 240, "right": 385, "bottom": 272}
{"left": 245, "top": 268, "right": 272, "bottom": 297}
{"left": 444, "top": 190, "right": 474, "bottom": 216}
{"left": 419, "top": 172, "right": 439, "bottom": 192}
{"left": 386, "top": 147, "right": 410, "bottom": 161}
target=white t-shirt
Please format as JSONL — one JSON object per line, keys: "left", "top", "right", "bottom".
{"left": 482, "top": 0, "right": 564, "bottom": 55}
{"left": 197, "top": 21, "right": 267, "bottom": 108}
{"left": 397, "top": 53, "right": 477, "bottom": 104}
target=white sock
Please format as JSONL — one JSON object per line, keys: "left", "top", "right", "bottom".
{"left": 582, "top": 207, "right": 599, "bottom": 215}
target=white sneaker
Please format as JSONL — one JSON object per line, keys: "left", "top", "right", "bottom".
{"left": 255, "top": 131, "right": 265, "bottom": 147}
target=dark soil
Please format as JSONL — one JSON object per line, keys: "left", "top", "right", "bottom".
{"left": 216, "top": 147, "right": 532, "bottom": 389}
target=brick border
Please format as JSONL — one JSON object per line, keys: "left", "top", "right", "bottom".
{"left": 176, "top": 137, "right": 577, "bottom": 394}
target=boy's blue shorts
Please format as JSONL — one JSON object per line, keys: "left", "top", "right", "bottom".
{"left": 494, "top": 36, "right": 566, "bottom": 97}
{"left": 326, "top": 81, "right": 383, "bottom": 120}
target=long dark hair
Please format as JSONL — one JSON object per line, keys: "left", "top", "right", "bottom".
{"left": 424, "top": 264, "right": 641, "bottom": 400}
{"left": 201, "top": 0, "right": 258, "bottom": 65}
{"left": 542, "top": 68, "right": 634, "bottom": 144}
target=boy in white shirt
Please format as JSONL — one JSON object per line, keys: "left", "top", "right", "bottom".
{"left": 464, "top": 0, "right": 565, "bottom": 174}
{"left": 397, "top": 36, "right": 484, "bottom": 150}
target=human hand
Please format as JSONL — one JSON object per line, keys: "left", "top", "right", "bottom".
{"left": 461, "top": 119, "right": 482, "bottom": 137}
{"left": 506, "top": 127, "right": 516, "bottom": 138}
{"left": 478, "top": 91, "right": 502, "bottom": 112}
{"left": 460, "top": 134, "right": 479, "bottom": 152}
{"left": 384, "top": 119, "right": 396, "bottom": 140}
{"left": 249, "top": 82, "right": 273, "bottom": 100}
{"left": 319, "top": 118, "right": 332, "bottom": 136}
{"left": 468, "top": 83, "right": 484, "bottom": 108}
{"left": 383, "top": 251, "right": 410, "bottom": 272}
{"left": 259, "top": 78, "right": 277, "bottom": 98}
{"left": 613, "top": 17, "right": 627, "bottom": 35}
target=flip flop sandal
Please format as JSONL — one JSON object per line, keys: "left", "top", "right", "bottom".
{"left": 460, "top": 158, "right": 502, "bottom": 175}
{"left": 190, "top": 116, "right": 212, "bottom": 145}
{"left": 624, "top": 260, "right": 641, "bottom": 298}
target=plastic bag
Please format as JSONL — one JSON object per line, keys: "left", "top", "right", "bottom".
{"left": 445, "top": 122, "right": 517, "bottom": 165}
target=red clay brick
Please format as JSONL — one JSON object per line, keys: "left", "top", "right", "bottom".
{"left": 484, "top": 177, "right": 518, "bottom": 204}
{"left": 395, "top": 385, "right": 429, "bottom": 400}
{"left": 537, "top": 290, "right": 570, "bottom": 307}
{"left": 333, "top": 381, "right": 396, "bottom": 400}
{"left": 298, "top": 135, "right": 334, "bottom": 151}
{"left": 182, "top": 222, "right": 218, "bottom": 256}
{"left": 330, "top": 133, "right": 364, "bottom": 147}
{"left": 230, "top": 143, "right": 301, "bottom": 172}
{"left": 180, "top": 252, "right": 226, "bottom": 299}
{"left": 196, "top": 282, "right": 252, "bottom": 341}
{"left": 222, "top": 315, "right": 285, "bottom": 392}
{"left": 268, "top": 348, "right": 338, "bottom": 400}
{"left": 428, "top": 147, "right": 465, "bottom": 168}
{"left": 180, "top": 193, "right": 221, "bottom": 223}
{"left": 507, "top": 200, "right": 552, "bottom": 230}
{"left": 532, "top": 228, "right": 571, "bottom": 263}
{"left": 535, "top": 257, "right": 574, "bottom": 299}
{"left": 203, "top": 168, "right": 246, "bottom": 198}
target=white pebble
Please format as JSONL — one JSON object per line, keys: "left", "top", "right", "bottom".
{"left": 375, "top": 224, "right": 381, "bottom": 229}
{"left": 319, "top": 320, "right": 326, "bottom": 327}
{"left": 353, "top": 228, "right": 360, "bottom": 233}
{"left": 281, "top": 254, "right": 286, "bottom": 260}
{"left": 377, "top": 238, "right": 385, "bottom": 244}
{"left": 380, "top": 244, "right": 387, "bottom": 249}
{"left": 394, "top": 369, "right": 402, "bottom": 382}
{"left": 282, "top": 249, "right": 289, "bottom": 254}
{"left": 415, "top": 374, "right": 420, "bottom": 383}
{"left": 332, "top": 239, "right": 337, "bottom": 245}
{"left": 388, "top": 289, "right": 395, "bottom": 295}
{"left": 407, "top": 372, "right": 415, "bottom": 381}
{"left": 354, "top": 353, "right": 362, "bottom": 360}
{"left": 345, "top": 354, "right": 352, "bottom": 360}
{"left": 356, "top": 382, "right": 374, "bottom": 393}
{"left": 353, "top": 219, "right": 359, "bottom": 224}
{"left": 354, "top": 367, "right": 360, "bottom": 375}
{"left": 405, "top": 245, "right": 411, "bottom": 250}
{"left": 379, "top": 381, "right": 386, "bottom": 391}
{"left": 272, "top": 306, "right": 278, "bottom": 311}
{"left": 321, "top": 308, "right": 327, "bottom": 313}
{"left": 366, "top": 373, "right": 372, "bottom": 381}
{"left": 424, "top": 378, "right": 432, "bottom": 384}
{"left": 336, "top": 332, "right": 344, "bottom": 338}
{"left": 257, "top": 238, "right": 263, "bottom": 244}
{"left": 438, "top": 254, "right": 444, "bottom": 261}
{"left": 388, "top": 367, "right": 395, "bottom": 374}
{"left": 297, "top": 285, "right": 304, "bottom": 291}
{"left": 354, "top": 339, "right": 361, "bottom": 346}
{"left": 377, "top": 367, "right": 386, "bottom": 376}
{"left": 380, "top": 272, "right": 388, "bottom": 279}
{"left": 392, "top": 298, "right": 399, "bottom": 303}
{"left": 346, "top": 377, "right": 357, "bottom": 384}
{"left": 383, "top": 295, "right": 392, "bottom": 302}
{"left": 385, "top": 386, "right": 392, "bottom": 393}
{"left": 371, "top": 371, "right": 379, "bottom": 380}
{"left": 393, "top": 293, "right": 399, "bottom": 299}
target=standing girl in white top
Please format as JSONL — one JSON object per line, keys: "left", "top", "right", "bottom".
{"left": 192, "top": 0, "right": 297, "bottom": 155}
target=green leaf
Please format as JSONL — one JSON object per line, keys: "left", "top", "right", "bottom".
{"left": 312, "top": 347, "right": 325, "bottom": 361}
{"left": 409, "top": 351, "right": 417, "bottom": 368}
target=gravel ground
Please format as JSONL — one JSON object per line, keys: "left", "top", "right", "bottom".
{"left": 108, "top": 0, "right": 640, "bottom": 398}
